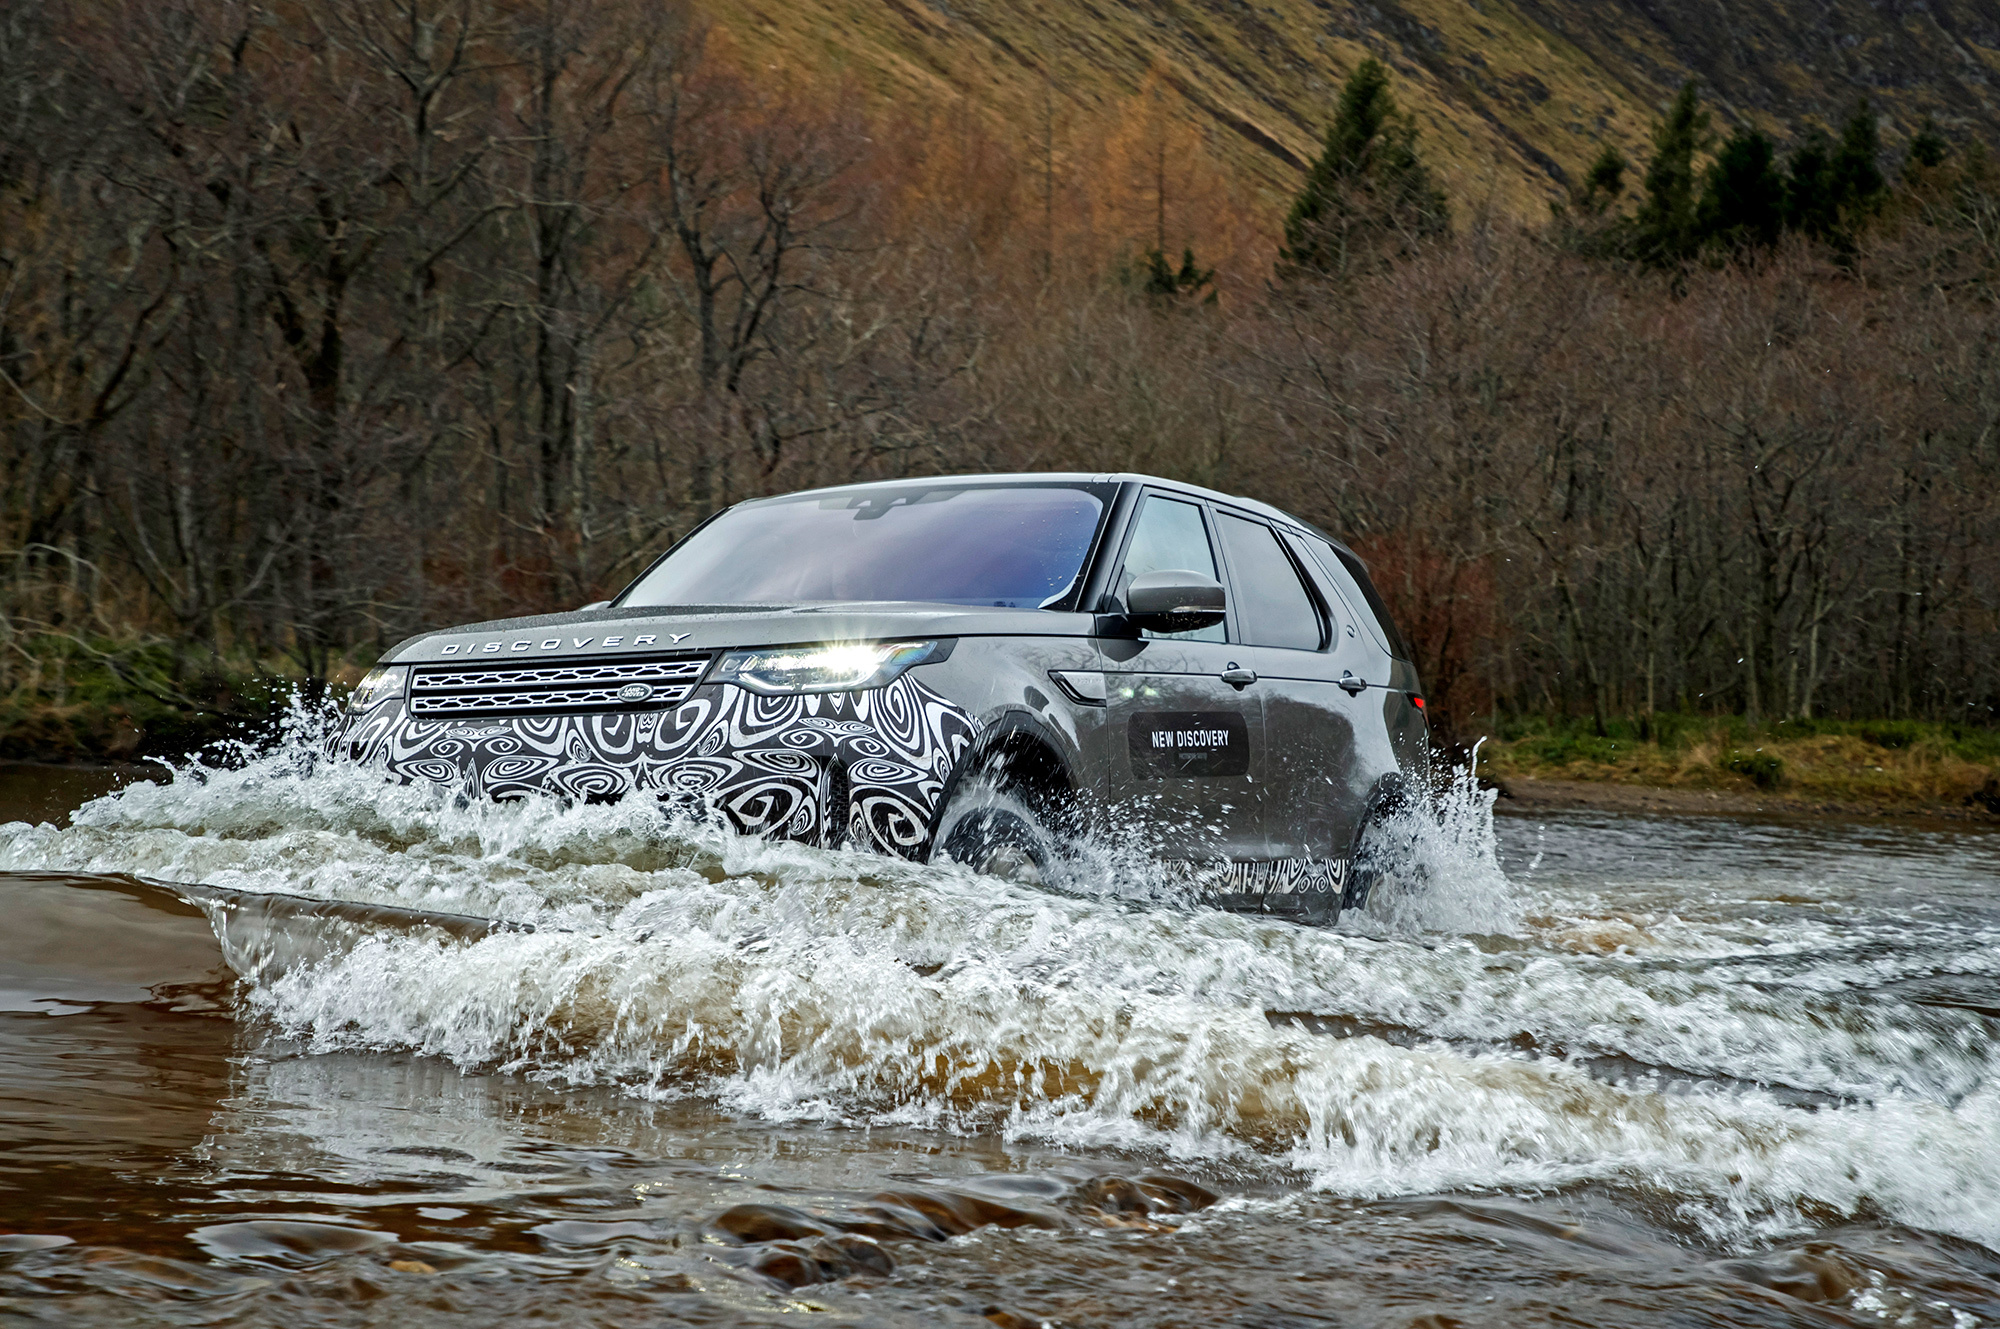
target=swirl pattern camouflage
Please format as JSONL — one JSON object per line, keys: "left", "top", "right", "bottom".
{"left": 341, "top": 676, "right": 981, "bottom": 857}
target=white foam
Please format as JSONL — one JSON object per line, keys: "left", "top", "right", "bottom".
{"left": 2, "top": 712, "right": 1996, "bottom": 1250}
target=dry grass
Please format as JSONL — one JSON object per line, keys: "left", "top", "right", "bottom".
{"left": 1475, "top": 718, "right": 2000, "bottom": 810}
{"left": 702, "top": 0, "right": 2000, "bottom": 237}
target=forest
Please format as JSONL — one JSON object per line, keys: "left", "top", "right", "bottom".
{"left": 2, "top": 0, "right": 1997, "bottom": 759}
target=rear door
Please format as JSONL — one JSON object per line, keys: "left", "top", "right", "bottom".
{"left": 1096, "top": 492, "right": 1268, "bottom": 862}
{"left": 1277, "top": 528, "right": 1406, "bottom": 852}
{"left": 1212, "top": 511, "right": 1387, "bottom": 883}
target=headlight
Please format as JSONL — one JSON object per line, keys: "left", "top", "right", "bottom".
{"left": 710, "top": 640, "right": 950, "bottom": 695}
{"left": 347, "top": 664, "right": 407, "bottom": 713}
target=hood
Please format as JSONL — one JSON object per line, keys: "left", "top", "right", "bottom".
{"left": 380, "top": 602, "right": 1098, "bottom": 665}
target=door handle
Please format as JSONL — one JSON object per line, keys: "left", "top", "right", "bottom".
{"left": 1338, "top": 671, "right": 1368, "bottom": 696}
{"left": 1220, "top": 663, "right": 1257, "bottom": 689}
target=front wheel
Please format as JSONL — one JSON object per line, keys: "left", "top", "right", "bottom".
{"left": 930, "top": 784, "right": 1062, "bottom": 887}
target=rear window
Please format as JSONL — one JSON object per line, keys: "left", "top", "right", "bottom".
{"left": 1216, "top": 513, "right": 1325, "bottom": 651}
{"left": 1296, "top": 534, "right": 1412, "bottom": 661}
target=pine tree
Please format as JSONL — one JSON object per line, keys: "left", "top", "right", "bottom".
{"left": 1633, "top": 81, "right": 1710, "bottom": 267}
{"left": 1784, "top": 128, "right": 1838, "bottom": 239}
{"left": 1139, "top": 247, "right": 1216, "bottom": 303}
{"left": 1831, "top": 96, "right": 1886, "bottom": 216}
{"left": 1281, "top": 58, "right": 1449, "bottom": 278}
{"left": 1699, "top": 128, "right": 1786, "bottom": 253}
{"left": 1575, "top": 143, "right": 1629, "bottom": 216}
{"left": 1905, "top": 117, "right": 1950, "bottom": 173}
{"left": 1786, "top": 99, "right": 1884, "bottom": 248}
{"left": 1552, "top": 143, "right": 1630, "bottom": 258}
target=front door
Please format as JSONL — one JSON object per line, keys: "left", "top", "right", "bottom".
{"left": 1096, "top": 493, "right": 1267, "bottom": 863}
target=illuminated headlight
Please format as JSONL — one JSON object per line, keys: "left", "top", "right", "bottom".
{"left": 347, "top": 664, "right": 407, "bottom": 713}
{"left": 710, "top": 640, "right": 949, "bottom": 695}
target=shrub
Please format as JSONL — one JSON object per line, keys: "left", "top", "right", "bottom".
{"left": 1722, "top": 749, "right": 1785, "bottom": 788}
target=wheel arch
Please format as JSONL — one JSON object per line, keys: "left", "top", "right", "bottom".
{"left": 926, "top": 711, "right": 1080, "bottom": 854}
{"left": 1339, "top": 771, "right": 1421, "bottom": 912}
{"left": 1341, "top": 772, "right": 1415, "bottom": 862}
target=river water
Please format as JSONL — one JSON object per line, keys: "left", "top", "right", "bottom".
{"left": 0, "top": 741, "right": 1996, "bottom": 1327}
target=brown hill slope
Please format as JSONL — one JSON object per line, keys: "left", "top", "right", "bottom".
{"left": 709, "top": 0, "right": 2000, "bottom": 228}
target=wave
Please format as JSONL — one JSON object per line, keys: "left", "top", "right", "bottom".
{"left": 1, "top": 710, "right": 1995, "bottom": 1250}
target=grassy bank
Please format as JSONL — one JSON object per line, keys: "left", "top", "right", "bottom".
{"left": 0, "top": 639, "right": 355, "bottom": 764}
{"left": 1468, "top": 715, "right": 2000, "bottom": 815}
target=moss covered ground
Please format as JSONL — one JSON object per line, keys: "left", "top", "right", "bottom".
{"left": 0, "top": 640, "right": 353, "bottom": 765}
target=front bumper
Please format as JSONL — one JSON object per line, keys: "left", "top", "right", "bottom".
{"left": 337, "top": 675, "right": 980, "bottom": 858}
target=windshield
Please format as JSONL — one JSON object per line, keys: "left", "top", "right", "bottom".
{"left": 616, "top": 484, "right": 1110, "bottom": 609}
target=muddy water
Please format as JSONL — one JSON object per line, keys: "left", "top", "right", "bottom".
{"left": 0, "top": 750, "right": 1997, "bottom": 1327}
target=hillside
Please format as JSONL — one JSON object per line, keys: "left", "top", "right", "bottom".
{"left": 708, "top": 0, "right": 2000, "bottom": 225}
{"left": 4, "top": 0, "right": 1996, "bottom": 767}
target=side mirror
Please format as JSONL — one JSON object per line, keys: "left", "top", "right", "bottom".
{"left": 1124, "top": 569, "right": 1227, "bottom": 634}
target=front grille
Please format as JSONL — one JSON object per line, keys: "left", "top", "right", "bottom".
{"left": 409, "top": 655, "right": 708, "bottom": 716}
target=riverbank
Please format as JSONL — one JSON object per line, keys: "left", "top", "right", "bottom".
{"left": 0, "top": 645, "right": 350, "bottom": 765}
{"left": 1468, "top": 716, "right": 2000, "bottom": 823}
{"left": 1489, "top": 775, "right": 2000, "bottom": 823}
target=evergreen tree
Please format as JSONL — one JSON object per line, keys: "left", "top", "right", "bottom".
{"left": 1788, "top": 99, "right": 1885, "bottom": 246}
{"left": 1699, "top": 127, "right": 1786, "bottom": 253}
{"left": 1552, "top": 143, "right": 1629, "bottom": 259}
{"left": 1281, "top": 58, "right": 1449, "bottom": 278}
{"left": 1831, "top": 96, "right": 1886, "bottom": 214}
{"left": 1633, "top": 80, "right": 1710, "bottom": 266}
{"left": 1575, "top": 143, "right": 1629, "bottom": 216}
{"left": 1139, "top": 247, "right": 1216, "bottom": 303}
{"left": 1905, "top": 117, "right": 1950, "bottom": 173}
{"left": 1784, "top": 128, "right": 1838, "bottom": 239}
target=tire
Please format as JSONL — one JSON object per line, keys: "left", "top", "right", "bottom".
{"left": 1341, "top": 783, "right": 1421, "bottom": 916}
{"left": 931, "top": 790, "right": 1060, "bottom": 887}
{"left": 941, "top": 808, "right": 1051, "bottom": 883}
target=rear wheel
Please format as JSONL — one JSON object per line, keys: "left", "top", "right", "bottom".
{"left": 1342, "top": 783, "right": 1423, "bottom": 916}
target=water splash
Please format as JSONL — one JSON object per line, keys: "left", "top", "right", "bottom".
{"left": 1347, "top": 745, "right": 1522, "bottom": 937}
{"left": 3, "top": 721, "right": 1997, "bottom": 1251}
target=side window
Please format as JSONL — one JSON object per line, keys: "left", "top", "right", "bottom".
{"left": 1119, "top": 495, "right": 1225, "bottom": 642}
{"left": 1216, "top": 513, "right": 1324, "bottom": 651}
{"left": 1297, "top": 533, "right": 1409, "bottom": 660}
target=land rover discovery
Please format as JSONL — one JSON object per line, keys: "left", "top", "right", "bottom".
{"left": 336, "top": 474, "right": 1429, "bottom": 924}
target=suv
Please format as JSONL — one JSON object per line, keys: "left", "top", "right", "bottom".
{"left": 338, "top": 474, "right": 1428, "bottom": 924}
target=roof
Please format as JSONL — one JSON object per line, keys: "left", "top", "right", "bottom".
{"left": 747, "top": 472, "right": 1344, "bottom": 549}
